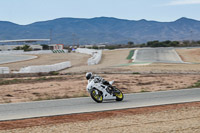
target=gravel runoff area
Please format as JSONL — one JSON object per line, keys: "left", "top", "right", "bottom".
{"left": 0, "top": 102, "right": 200, "bottom": 133}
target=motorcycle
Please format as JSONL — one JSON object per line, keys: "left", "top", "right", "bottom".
{"left": 86, "top": 79, "right": 124, "bottom": 103}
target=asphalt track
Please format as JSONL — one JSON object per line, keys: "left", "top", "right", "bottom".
{"left": 134, "top": 48, "right": 183, "bottom": 63}
{"left": 0, "top": 54, "right": 37, "bottom": 65}
{"left": 0, "top": 88, "right": 200, "bottom": 121}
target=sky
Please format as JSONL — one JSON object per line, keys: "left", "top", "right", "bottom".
{"left": 0, "top": 0, "right": 200, "bottom": 25}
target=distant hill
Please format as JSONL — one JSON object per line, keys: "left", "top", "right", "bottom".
{"left": 0, "top": 17, "right": 200, "bottom": 45}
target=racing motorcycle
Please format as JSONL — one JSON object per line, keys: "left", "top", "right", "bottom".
{"left": 86, "top": 79, "right": 124, "bottom": 103}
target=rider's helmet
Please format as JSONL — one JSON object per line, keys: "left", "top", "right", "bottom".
{"left": 86, "top": 72, "right": 92, "bottom": 80}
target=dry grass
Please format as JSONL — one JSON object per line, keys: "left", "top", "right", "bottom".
{"left": 0, "top": 74, "right": 200, "bottom": 104}
{"left": 0, "top": 76, "right": 66, "bottom": 85}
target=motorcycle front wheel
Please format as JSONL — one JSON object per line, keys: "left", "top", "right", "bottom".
{"left": 114, "top": 88, "right": 124, "bottom": 101}
{"left": 90, "top": 89, "right": 103, "bottom": 103}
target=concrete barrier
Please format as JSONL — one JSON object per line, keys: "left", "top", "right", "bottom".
{"left": 16, "top": 61, "right": 71, "bottom": 73}
{"left": 76, "top": 48, "right": 102, "bottom": 65}
{"left": 76, "top": 48, "right": 94, "bottom": 55}
{"left": 0, "top": 67, "right": 9, "bottom": 74}
{"left": 87, "top": 50, "right": 102, "bottom": 65}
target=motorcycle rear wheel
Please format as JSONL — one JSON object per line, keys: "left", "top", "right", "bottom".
{"left": 90, "top": 89, "right": 103, "bottom": 103}
{"left": 115, "top": 88, "right": 124, "bottom": 101}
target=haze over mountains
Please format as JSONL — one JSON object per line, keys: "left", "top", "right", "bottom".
{"left": 0, "top": 17, "right": 200, "bottom": 45}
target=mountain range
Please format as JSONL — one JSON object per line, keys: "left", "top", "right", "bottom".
{"left": 0, "top": 17, "right": 200, "bottom": 45}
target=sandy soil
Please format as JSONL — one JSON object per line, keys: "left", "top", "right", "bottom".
{"left": 0, "top": 49, "right": 131, "bottom": 73}
{"left": 0, "top": 53, "right": 90, "bottom": 72}
{"left": 119, "top": 48, "right": 200, "bottom": 74}
{"left": 0, "top": 74, "right": 200, "bottom": 104}
{"left": 176, "top": 48, "right": 200, "bottom": 63}
{"left": 1, "top": 48, "right": 200, "bottom": 74}
{"left": 60, "top": 48, "right": 200, "bottom": 74}
{"left": 0, "top": 48, "right": 200, "bottom": 132}
{"left": 121, "top": 63, "right": 200, "bottom": 74}
{"left": 0, "top": 102, "right": 200, "bottom": 133}
{"left": 0, "top": 48, "right": 200, "bottom": 104}
{"left": 61, "top": 49, "right": 131, "bottom": 73}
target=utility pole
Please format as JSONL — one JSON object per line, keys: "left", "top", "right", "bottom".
{"left": 50, "top": 29, "right": 52, "bottom": 44}
{"left": 190, "top": 30, "right": 193, "bottom": 44}
{"left": 72, "top": 33, "right": 76, "bottom": 46}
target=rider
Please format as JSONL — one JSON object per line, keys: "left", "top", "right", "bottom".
{"left": 86, "top": 72, "right": 111, "bottom": 87}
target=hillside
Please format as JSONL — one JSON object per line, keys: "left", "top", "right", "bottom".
{"left": 0, "top": 17, "right": 200, "bottom": 44}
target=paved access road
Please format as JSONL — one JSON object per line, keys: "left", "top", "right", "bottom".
{"left": 134, "top": 48, "right": 183, "bottom": 63}
{"left": 0, "top": 54, "right": 36, "bottom": 65}
{"left": 0, "top": 88, "right": 200, "bottom": 121}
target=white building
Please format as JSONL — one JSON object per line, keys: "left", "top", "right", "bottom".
{"left": 0, "top": 45, "right": 42, "bottom": 51}
{"left": 0, "top": 39, "right": 50, "bottom": 51}
{"left": 48, "top": 44, "right": 64, "bottom": 50}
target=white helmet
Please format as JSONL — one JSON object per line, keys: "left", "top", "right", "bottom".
{"left": 86, "top": 72, "right": 92, "bottom": 80}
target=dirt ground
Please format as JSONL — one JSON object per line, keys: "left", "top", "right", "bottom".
{"left": 0, "top": 53, "right": 90, "bottom": 72}
{"left": 61, "top": 47, "right": 200, "bottom": 74}
{"left": 176, "top": 48, "right": 200, "bottom": 63}
{"left": 61, "top": 49, "right": 131, "bottom": 73}
{"left": 1, "top": 48, "right": 200, "bottom": 74}
{"left": 0, "top": 48, "right": 200, "bottom": 132}
{"left": 121, "top": 63, "right": 200, "bottom": 74}
{"left": 0, "top": 49, "right": 131, "bottom": 73}
{"left": 116, "top": 48, "right": 200, "bottom": 74}
{"left": 0, "top": 74, "right": 200, "bottom": 104}
{"left": 0, "top": 102, "right": 200, "bottom": 133}
{"left": 60, "top": 48, "right": 200, "bottom": 74}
